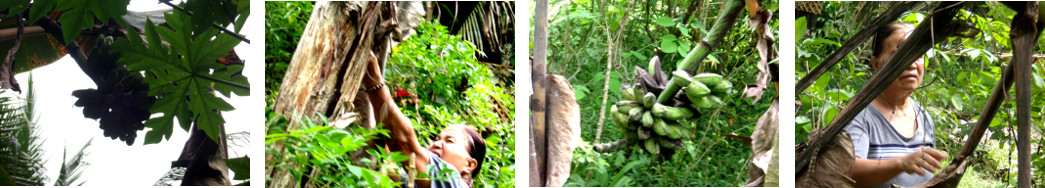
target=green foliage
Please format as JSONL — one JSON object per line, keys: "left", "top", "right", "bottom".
{"left": 796, "top": 2, "right": 1045, "bottom": 186}
{"left": 0, "top": 76, "right": 46, "bottom": 186}
{"left": 263, "top": 4, "right": 515, "bottom": 187}
{"left": 21, "top": 0, "right": 131, "bottom": 45}
{"left": 54, "top": 139, "right": 92, "bottom": 186}
{"left": 388, "top": 20, "right": 515, "bottom": 188}
{"left": 265, "top": 112, "right": 404, "bottom": 188}
{"left": 539, "top": 0, "right": 777, "bottom": 186}
{"left": 114, "top": 10, "right": 250, "bottom": 144}
{"left": 264, "top": 1, "right": 314, "bottom": 103}
{"left": 225, "top": 156, "right": 250, "bottom": 181}
{"left": 388, "top": 21, "right": 490, "bottom": 108}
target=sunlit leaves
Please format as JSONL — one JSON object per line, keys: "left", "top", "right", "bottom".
{"left": 115, "top": 10, "right": 248, "bottom": 144}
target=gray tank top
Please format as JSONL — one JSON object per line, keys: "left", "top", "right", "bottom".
{"left": 844, "top": 99, "right": 936, "bottom": 188}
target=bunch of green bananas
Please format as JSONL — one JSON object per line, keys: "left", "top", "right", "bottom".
{"left": 608, "top": 56, "right": 733, "bottom": 157}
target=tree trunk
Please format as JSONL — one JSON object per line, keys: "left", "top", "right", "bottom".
{"left": 530, "top": 0, "right": 549, "bottom": 185}
{"left": 266, "top": 2, "right": 400, "bottom": 187}
{"left": 177, "top": 123, "right": 230, "bottom": 186}
{"left": 1006, "top": 2, "right": 1039, "bottom": 187}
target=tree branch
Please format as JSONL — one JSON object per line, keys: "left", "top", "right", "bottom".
{"left": 2, "top": 13, "right": 24, "bottom": 92}
{"left": 33, "top": 16, "right": 89, "bottom": 67}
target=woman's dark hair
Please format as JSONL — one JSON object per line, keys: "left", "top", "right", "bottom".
{"left": 463, "top": 126, "right": 486, "bottom": 178}
{"left": 871, "top": 22, "right": 915, "bottom": 62}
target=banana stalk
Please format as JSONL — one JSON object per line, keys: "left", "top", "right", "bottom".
{"left": 657, "top": 0, "right": 745, "bottom": 104}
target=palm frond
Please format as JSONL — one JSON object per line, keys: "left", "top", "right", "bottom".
{"left": 0, "top": 74, "right": 47, "bottom": 186}
{"left": 455, "top": 2, "right": 514, "bottom": 58}
{"left": 153, "top": 167, "right": 187, "bottom": 186}
{"left": 54, "top": 138, "right": 92, "bottom": 186}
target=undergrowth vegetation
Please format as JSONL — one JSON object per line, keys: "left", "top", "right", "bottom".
{"left": 265, "top": 2, "right": 514, "bottom": 187}
{"left": 537, "top": 0, "right": 778, "bottom": 186}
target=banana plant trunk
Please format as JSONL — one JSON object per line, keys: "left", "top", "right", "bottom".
{"left": 267, "top": 2, "right": 400, "bottom": 187}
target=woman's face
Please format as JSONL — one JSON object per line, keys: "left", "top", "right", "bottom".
{"left": 871, "top": 26, "right": 925, "bottom": 92}
{"left": 427, "top": 125, "right": 478, "bottom": 176}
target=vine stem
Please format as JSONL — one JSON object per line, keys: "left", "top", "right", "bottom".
{"left": 158, "top": 0, "right": 251, "bottom": 44}
{"left": 1, "top": 12, "right": 24, "bottom": 92}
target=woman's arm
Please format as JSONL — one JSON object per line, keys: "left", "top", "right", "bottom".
{"left": 362, "top": 53, "right": 431, "bottom": 186}
{"left": 851, "top": 147, "right": 947, "bottom": 187}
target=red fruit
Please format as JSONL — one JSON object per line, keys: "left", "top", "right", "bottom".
{"left": 396, "top": 89, "right": 410, "bottom": 98}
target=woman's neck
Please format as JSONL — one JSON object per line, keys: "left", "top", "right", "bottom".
{"left": 874, "top": 88, "right": 911, "bottom": 112}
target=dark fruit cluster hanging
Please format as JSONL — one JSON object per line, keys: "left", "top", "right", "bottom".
{"left": 72, "top": 37, "right": 156, "bottom": 145}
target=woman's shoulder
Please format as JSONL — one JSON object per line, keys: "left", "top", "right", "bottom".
{"left": 851, "top": 103, "right": 885, "bottom": 123}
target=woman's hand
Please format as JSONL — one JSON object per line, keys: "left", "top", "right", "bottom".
{"left": 363, "top": 51, "right": 384, "bottom": 90}
{"left": 896, "top": 147, "right": 949, "bottom": 176}
{"left": 361, "top": 51, "right": 431, "bottom": 185}
{"left": 851, "top": 147, "right": 949, "bottom": 187}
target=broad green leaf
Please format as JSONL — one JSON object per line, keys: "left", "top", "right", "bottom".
{"left": 185, "top": 0, "right": 240, "bottom": 34}
{"left": 1, "top": 0, "right": 30, "bottom": 23}
{"left": 235, "top": 0, "right": 250, "bottom": 32}
{"left": 572, "top": 84, "right": 589, "bottom": 100}
{"left": 53, "top": 0, "right": 130, "bottom": 45}
{"left": 116, "top": 10, "right": 248, "bottom": 144}
{"left": 27, "top": 0, "right": 57, "bottom": 24}
{"left": 84, "top": 0, "right": 130, "bottom": 24}
{"left": 822, "top": 106, "right": 839, "bottom": 123}
{"left": 608, "top": 76, "right": 621, "bottom": 95}
{"left": 1033, "top": 72, "right": 1044, "bottom": 89}
{"left": 661, "top": 34, "right": 677, "bottom": 41}
{"left": 678, "top": 42, "right": 692, "bottom": 56}
{"left": 225, "top": 156, "right": 250, "bottom": 180}
{"left": 661, "top": 40, "right": 677, "bottom": 53}
{"left": 812, "top": 73, "right": 831, "bottom": 91}
{"left": 655, "top": 17, "right": 675, "bottom": 27}
{"left": 795, "top": 116, "right": 811, "bottom": 125}
{"left": 796, "top": 17, "right": 807, "bottom": 45}
{"left": 57, "top": 2, "right": 92, "bottom": 45}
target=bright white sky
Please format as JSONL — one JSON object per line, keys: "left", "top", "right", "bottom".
{"left": 12, "top": 1, "right": 263, "bottom": 186}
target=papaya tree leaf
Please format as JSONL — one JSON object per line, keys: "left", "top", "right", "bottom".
{"left": 27, "top": 0, "right": 57, "bottom": 24}
{"left": 114, "top": 10, "right": 248, "bottom": 144}
{"left": 54, "top": 0, "right": 130, "bottom": 45}
{"left": 225, "top": 156, "right": 250, "bottom": 180}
